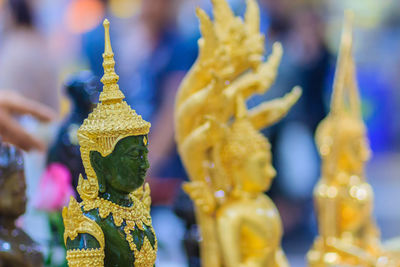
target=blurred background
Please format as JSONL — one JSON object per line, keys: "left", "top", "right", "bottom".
{"left": 0, "top": 0, "right": 399, "bottom": 266}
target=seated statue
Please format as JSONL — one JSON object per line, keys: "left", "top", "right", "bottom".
{"left": 307, "top": 11, "right": 398, "bottom": 267}
{"left": 62, "top": 19, "right": 157, "bottom": 267}
{"left": 209, "top": 97, "right": 290, "bottom": 267}
{"left": 0, "top": 144, "right": 43, "bottom": 267}
{"left": 174, "top": 0, "right": 301, "bottom": 266}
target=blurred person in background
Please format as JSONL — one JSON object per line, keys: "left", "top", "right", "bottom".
{"left": 115, "top": 0, "right": 194, "bottom": 184}
{"left": 256, "top": 1, "right": 332, "bottom": 262}
{"left": 0, "top": 0, "right": 60, "bottom": 113}
{"left": 47, "top": 71, "right": 100, "bottom": 193}
{"left": 83, "top": 0, "right": 194, "bottom": 187}
{"left": 82, "top": 0, "right": 195, "bottom": 265}
{"left": 0, "top": 91, "right": 56, "bottom": 152}
{"left": 0, "top": 0, "right": 61, "bottom": 255}
{"left": 117, "top": 1, "right": 194, "bottom": 264}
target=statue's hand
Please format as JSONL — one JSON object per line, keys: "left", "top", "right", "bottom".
{"left": 183, "top": 181, "right": 216, "bottom": 215}
{"left": 254, "top": 42, "right": 283, "bottom": 94}
{"left": 204, "top": 116, "right": 227, "bottom": 145}
{"left": 248, "top": 86, "right": 302, "bottom": 130}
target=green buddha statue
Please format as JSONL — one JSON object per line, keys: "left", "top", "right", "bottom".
{"left": 62, "top": 19, "right": 157, "bottom": 267}
{"left": 0, "top": 144, "right": 44, "bottom": 267}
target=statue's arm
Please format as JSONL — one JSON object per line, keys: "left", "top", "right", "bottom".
{"left": 179, "top": 121, "right": 212, "bottom": 182}
{"left": 365, "top": 218, "right": 381, "bottom": 246}
{"left": 363, "top": 186, "right": 381, "bottom": 246}
{"left": 180, "top": 121, "right": 224, "bottom": 214}
{"left": 66, "top": 233, "right": 100, "bottom": 250}
{"left": 175, "top": 84, "right": 213, "bottom": 143}
{"left": 239, "top": 210, "right": 288, "bottom": 267}
{"left": 223, "top": 42, "right": 283, "bottom": 101}
{"left": 326, "top": 237, "right": 376, "bottom": 266}
{"left": 175, "top": 8, "right": 218, "bottom": 106}
{"left": 274, "top": 249, "right": 289, "bottom": 267}
{"left": 216, "top": 212, "right": 241, "bottom": 267}
{"left": 248, "top": 87, "right": 302, "bottom": 130}
{"left": 63, "top": 197, "right": 105, "bottom": 267}
{"left": 314, "top": 182, "right": 340, "bottom": 239}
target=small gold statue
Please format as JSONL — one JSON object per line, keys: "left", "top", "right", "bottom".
{"left": 62, "top": 19, "right": 157, "bottom": 267}
{"left": 175, "top": 0, "right": 301, "bottom": 266}
{"left": 307, "top": 11, "right": 398, "bottom": 267}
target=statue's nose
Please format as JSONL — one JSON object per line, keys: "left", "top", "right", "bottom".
{"left": 141, "top": 161, "right": 149, "bottom": 170}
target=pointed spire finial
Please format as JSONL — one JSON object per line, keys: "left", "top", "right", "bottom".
{"left": 245, "top": 0, "right": 260, "bottom": 34}
{"left": 331, "top": 10, "right": 354, "bottom": 116}
{"left": 99, "top": 19, "right": 125, "bottom": 103}
{"left": 103, "top": 19, "right": 113, "bottom": 55}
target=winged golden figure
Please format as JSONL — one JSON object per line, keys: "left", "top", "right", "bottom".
{"left": 175, "top": 0, "right": 301, "bottom": 266}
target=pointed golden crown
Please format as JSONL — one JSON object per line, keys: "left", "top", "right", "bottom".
{"left": 220, "top": 96, "right": 270, "bottom": 167}
{"left": 316, "top": 11, "right": 368, "bottom": 159}
{"left": 78, "top": 19, "right": 151, "bottom": 156}
{"left": 77, "top": 19, "right": 150, "bottom": 200}
{"left": 330, "top": 10, "right": 361, "bottom": 120}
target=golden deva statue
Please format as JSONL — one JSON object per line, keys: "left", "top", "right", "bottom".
{"left": 307, "top": 11, "right": 398, "bottom": 267}
{"left": 175, "top": 0, "right": 301, "bottom": 266}
{"left": 62, "top": 20, "right": 157, "bottom": 267}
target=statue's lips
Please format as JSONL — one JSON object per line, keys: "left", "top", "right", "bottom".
{"left": 139, "top": 170, "right": 146, "bottom": 178}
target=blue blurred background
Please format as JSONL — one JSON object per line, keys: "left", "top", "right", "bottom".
{"left": 0, "top": 0, "right": 399, "bottom": 266}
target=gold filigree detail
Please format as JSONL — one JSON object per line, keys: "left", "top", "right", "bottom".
{"left": 220, "top": 96, "right": 270, "bottom": 171}
{"left": 130, "top": 238, "right": 157, "bottom": 267}
{"left": 82, "top": 192, "right": 157, "bottom": 267}
{"left": 131, "top": 182, "right": 152, "bottom": 212}
{"left": 63, "top": 196, "right": 105, "bottom": 249}
{"left": 66, "top": 248, "right": 105, "bottom": 267}
{"left": 77, "top": 19, "right": 151, "bottom": 201}
{"left": 81, "top": 194, "right": 152, "bottom": 229}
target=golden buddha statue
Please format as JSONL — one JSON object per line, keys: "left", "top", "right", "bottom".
{"left": 307, "top": 11, "right": 398, "bottom": 267}
{"left": 62, "top": 19, "right": 157, "bottom": 267}
{"left": 175, "top": 0, "right": 301, "bottom": 266}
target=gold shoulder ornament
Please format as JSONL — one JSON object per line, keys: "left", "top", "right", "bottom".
{"left": 63, "top": 197, "right": 105, "bottom": 267}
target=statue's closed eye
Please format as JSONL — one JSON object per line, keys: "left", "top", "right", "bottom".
{"left": 128, "top": 150, "right": 139, "bottom": 159}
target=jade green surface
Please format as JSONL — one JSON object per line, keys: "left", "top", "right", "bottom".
{"left": 66, "top": 135, "right": 155, "bottom": 266}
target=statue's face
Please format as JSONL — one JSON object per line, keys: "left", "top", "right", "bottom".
{"left": 238, "top": 149, "right": 276, "bottom": 193}
{"left": 92, "top": 135, "right": 149, "bottom": 194}
{"left": 337, "top": 121, "right": 370, "bottom": 173}
{"left": 318, "top": 117, "right": 370, "bottom": 176}
{"left": 0, "top": 170, "right": 26, "bottom": 218}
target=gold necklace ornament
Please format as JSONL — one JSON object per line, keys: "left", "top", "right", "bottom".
{"left": 81, "top": 195, "right": 157, "bottom": 266}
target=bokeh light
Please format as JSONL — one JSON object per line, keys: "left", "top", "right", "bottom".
{"left": 64, "top": 0, "right": 104, "bottom": 34}
{"left": 110, "top": 0, "right": 141, "bottom": 19}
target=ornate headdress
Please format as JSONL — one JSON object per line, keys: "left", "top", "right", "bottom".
{"left": 77, "top": 19, "right": 151, "bottom": 200}
{"left": 220, "top": 96, "right": 270, "bottom": 169}
{"left": 316, "top": 11, "right": 370, "bottom": 180}
{"left": 316, "top": 11, "right": 365, "bottom": 154}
